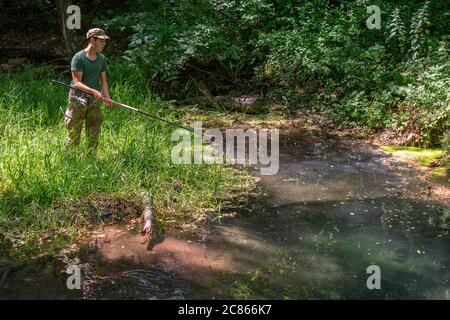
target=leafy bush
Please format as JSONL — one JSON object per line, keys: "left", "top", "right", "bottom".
{"left": 93, "top": 0, "right": 449, "bottom": 146}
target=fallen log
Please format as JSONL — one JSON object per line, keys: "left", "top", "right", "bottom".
{"left": 196, "top": 80, "right": 265, "bottom": 113}
{"left": 140, "top": 191, "right": 165, "bottom": 250}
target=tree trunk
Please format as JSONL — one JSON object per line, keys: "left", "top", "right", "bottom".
{"left": 54, "top": 0, "right": 78, "bottom": 58}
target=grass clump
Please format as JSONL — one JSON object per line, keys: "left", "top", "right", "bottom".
{"left": 381, "top": 145, "right": 448, "bottom": 186}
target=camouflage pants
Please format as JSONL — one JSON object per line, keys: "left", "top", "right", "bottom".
{"left": 64, "top": 95, "right": 103, "bottom": 148}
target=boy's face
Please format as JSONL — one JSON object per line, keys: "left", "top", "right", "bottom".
{"left": 91, "top": 37, "right": 106, "bottom": 53}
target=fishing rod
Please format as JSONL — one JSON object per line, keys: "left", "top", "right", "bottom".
{"left": 51, "top": 80, "right": 199, "bottom": 135}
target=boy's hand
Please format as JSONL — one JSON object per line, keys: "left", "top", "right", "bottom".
{"left": 104, "top": 96, "right": 112, "bottom": 108}
{"left": 92, "top": 89, "right": 103, "bottom": 100}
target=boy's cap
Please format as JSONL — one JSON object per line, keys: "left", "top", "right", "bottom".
{"left": 86, "top": 28, "right": 110, "bottom": 40}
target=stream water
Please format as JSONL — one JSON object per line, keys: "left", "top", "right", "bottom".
{"left": 2, "top": 131, "right": 449, "bottom": 299}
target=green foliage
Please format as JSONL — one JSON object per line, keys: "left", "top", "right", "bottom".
{"left": 408, "top": 0, "right": 431, "bottom": 60}
{"left": 95, "top": 0, "right": 448, "bottom": 146}
{"left": 442, "top": 128, "right": 450, "bottom": 155}
{"left": 386, "top": 64, "right": 449, "bottom": 146}
{"left": 98, "top": 0, "right": 228, "bottom": 93}
{"left": 386, "top": 8, "right": 407, "bottom": 55}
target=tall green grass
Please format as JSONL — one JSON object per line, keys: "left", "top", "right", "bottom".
{"left": 0, "top": 63, "right": 251, "bottom": 259}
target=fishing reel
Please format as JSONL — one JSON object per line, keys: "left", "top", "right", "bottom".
{"left": 74, "top": 95, "right": 90, "bottom": 106}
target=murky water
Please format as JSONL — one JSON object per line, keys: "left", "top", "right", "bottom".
{"left": 2, "top": 132, "right": 449, "bottom": 299}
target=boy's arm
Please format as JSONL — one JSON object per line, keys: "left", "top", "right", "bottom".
{"left": 99, "top": 71, "right": 112, "bottom": 108}
{"left": 71, "top": 71, "right": 103, "bottom": 100}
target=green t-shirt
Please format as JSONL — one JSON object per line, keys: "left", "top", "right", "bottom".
{"left": 70, "top": 50, "right": 108, "bottom": 91}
